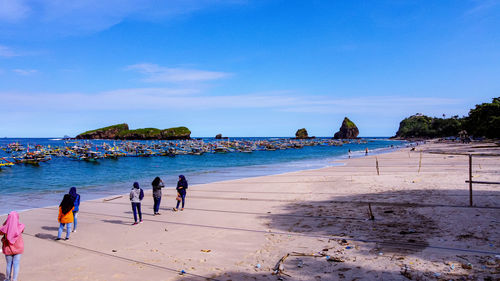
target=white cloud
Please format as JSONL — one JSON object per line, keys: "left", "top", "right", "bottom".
{"left": 465, "top": 0, "right": 500, "bottom": 15}
{"left": 0, "top": 0, "right": 246, "bottom": 35}
{"left": 102, "top": 87, "right": 201, "bottom": 96}
{"left": 0, "top": 45, "right": 20, "bottom": 57}
{"left": 12, "top": 69, "right": 37, "bottom": 75}
{"left": 0, "top": 88, "right": 464, "bottom": 118}
{"left": 126, "top": 63, "right": 233, "bottom": 83}
{"left": 279, "top": 96, "right": 463, "bottom": 116}
{"left": 0, "top": 0, "right": 30, "bottom": 22}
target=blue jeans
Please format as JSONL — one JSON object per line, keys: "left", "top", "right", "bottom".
{"left": 131, "top": 202, "right": 142, "bottom": 222}
{"left": 176, "top": 193, "right": 186, "bottom": 209}
{"left": 153, "top": 197, "right": 161, "bottom": 213}
{"left": 58, "top": 222, "right": 72, "bottom": 239}
{"left": 5, "top": 254, "right": 21, "bottom": 281}
{"left": 73, "top": 211, "right": 78, "bottom": 230}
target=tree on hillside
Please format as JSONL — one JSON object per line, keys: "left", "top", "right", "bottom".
{"left": 465, "top": 97, "right": 500, "bottom": 139}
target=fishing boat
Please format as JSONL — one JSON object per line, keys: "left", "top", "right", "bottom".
{"left": 80, "top": 151, "right": 101, "bottom": 162}
{"left": 0, "top": 158, "right": 15, "bottom": 169}
{"left": 13, "top": 152, "right": 51, "bottom": 165}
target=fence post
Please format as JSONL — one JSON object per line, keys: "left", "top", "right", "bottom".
{"left": 469, "top": 154, "right": 473, "bottom": 207}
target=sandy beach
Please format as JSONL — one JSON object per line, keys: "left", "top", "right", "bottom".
{"left": 1, "top": 141, "right": 499, "bottom": 281}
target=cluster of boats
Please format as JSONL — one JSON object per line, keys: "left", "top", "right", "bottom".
{"left": 0, "top": 138, "right": 360, "bottom": 167}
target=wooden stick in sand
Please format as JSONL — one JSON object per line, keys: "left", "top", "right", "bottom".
{"left": 376, "top": 157, "right": 380, "bottom": 175}
{"left": 469, "top": 154, "right": 473, "bottom": 207}
{"left": 368, "top": 203, "right": 375, "bottom": 220}
{"left": 418, "top": 152, "right": 422, "bottom": 173}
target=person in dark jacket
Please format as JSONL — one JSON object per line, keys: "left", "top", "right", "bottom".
{"left": 152, "top": 177, "right": 165, "bottom": 215}
{"left": 173, "top": 175, "right": 188, "bottom": 211}
{"left": 69, "top": 187, "right": 80, "bottom": 232}
{"left": 129, "top": 182, "right": 144, "bottom": 225}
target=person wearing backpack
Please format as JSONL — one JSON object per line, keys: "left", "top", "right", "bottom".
{"left": 0, "top": 211, "right": 24, "bottom": 281}
{"left": 130, "top": 182, "right": 144, "bottom": 225}
{"left": 173, "top": 175, "right": 188, "bottom": 211}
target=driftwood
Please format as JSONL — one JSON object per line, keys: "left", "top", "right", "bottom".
{"left": 272, "top": 251, "right": 345, "bottom": 277}
{"left": 273, "top": 253, "right": 290, "bottom": 276}
{"left": 103, "top": 196, "right": 122, "bottom": 202}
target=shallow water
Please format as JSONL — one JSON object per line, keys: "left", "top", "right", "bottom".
{"left": 0, "top": 137, "right": 405, "bottom": 214}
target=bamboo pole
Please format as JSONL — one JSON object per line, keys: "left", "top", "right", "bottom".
{"left": 469, "top": 154, "right": 473, "bottom": 207}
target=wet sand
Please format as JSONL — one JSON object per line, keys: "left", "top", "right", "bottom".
{"left": 1, "top": 141, "right": 499, "bottom": 280}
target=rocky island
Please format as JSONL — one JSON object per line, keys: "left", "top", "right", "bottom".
{"left": 333, "top": 117, "right": 359, "bottom": 139}
{"left": 76, "top": 123, "right": 191, "bottom": 140}
{"left": 295, "top": 128, "right": 309, "bottom": 139}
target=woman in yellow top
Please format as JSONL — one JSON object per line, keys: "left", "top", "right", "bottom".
{"left": 57, "top": 194, "right": 74, "bottom": 240}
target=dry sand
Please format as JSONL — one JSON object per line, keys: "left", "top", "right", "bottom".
{"left": 1, "top": 141, "right": 499, "bottom": 281}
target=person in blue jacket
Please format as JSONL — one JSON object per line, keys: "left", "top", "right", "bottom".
{"left": 173, "top": 175, "right": 188, "bottom": 211}
{"left": 69, "top": 187, "right": 80, "bottom": 232}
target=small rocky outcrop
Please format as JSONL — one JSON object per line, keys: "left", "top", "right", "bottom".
{"left": 295, "top": 128, "right": 309, "bottom": 139}
{"left": 215, "top": 134, "right": 222, "bottom": 139}
{"left": 76, "top": 124, "right": 191, "bottom": 140}
{"left": 333, "top": 117, "right": 359, "bottom": 139}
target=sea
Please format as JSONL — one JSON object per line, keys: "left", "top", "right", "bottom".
{"left": 0, "top": 137, "right": 406, "bottom": 215}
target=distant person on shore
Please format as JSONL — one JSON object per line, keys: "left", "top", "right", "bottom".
{"left": 57, "top": 194, "right": 74, "bottom": 240}
{"left": 0, "top": 211, "right": 24, "bottom": 281}
{"left": 348, "top": 149, "right": 351, "bottom": 158}
{"left": 69, "top": 187, "right": 80, "bottom": 232}
{"left": 130, "top": 182, "right": 144, "bottom": 225}
{"left": 365, "top": 148, "right": 368, "bottom": 155}
{"left": 173, "top": 175, "right": 188, "bottom": 211}
{"left": 152, "top": 177, "right": 165, "bottom": 215}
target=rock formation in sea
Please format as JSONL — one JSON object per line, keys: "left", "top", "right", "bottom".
{"left": 333, "top": 117, "right": 359, "bottom": 139}
{"left": 76, "top": 124, "right": 129, "bottom": 140}
{"left": 76, "top": 124, "right": 191, "bottom": 140}
{"left": 295, "top": 128, "right": 309, "bottom": 139}
{"left": 215, "top": 134, "right": 222, "bottom": 139}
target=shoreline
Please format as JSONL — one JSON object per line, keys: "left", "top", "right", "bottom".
{"left": 3, "top": 141, "right": 498, "bottom": 280}
{"left": 0, "top": 141, "right": 406, "bottom": 216}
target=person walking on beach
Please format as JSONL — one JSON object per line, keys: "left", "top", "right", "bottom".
{"left": 57, "top": 194, "right": 74, "bottom": 240}
{"left": 0, "top": 211, "right": 24, "bottom": 281}
{"left": 152, "top": 177, "right": 164, "bottom": 215}
{"left": 69, "top": 187, "right": 80, "bottom": 232}
{"left": 173, "top": 175, "right": 188, "bottom": 211}
{"left": 130, "top": 182, "right": 144, "bottom": 224}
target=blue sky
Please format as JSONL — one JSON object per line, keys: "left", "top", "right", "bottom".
{"left": 1, "top": 0, "right": 499, "bottom": 137}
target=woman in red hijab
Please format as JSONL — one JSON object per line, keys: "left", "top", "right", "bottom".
{"left": 0, "top": 211, "right": 25, "bottom": 281}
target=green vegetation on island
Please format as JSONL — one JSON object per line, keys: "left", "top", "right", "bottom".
{"left": 79, "top": 123, "right": 129, "bottom": 136}
{"left": 395, "top": 97, "right": 500, "bottom": 139}
{"left": 76, "top": 124, "right": 191, "bottom": 140}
